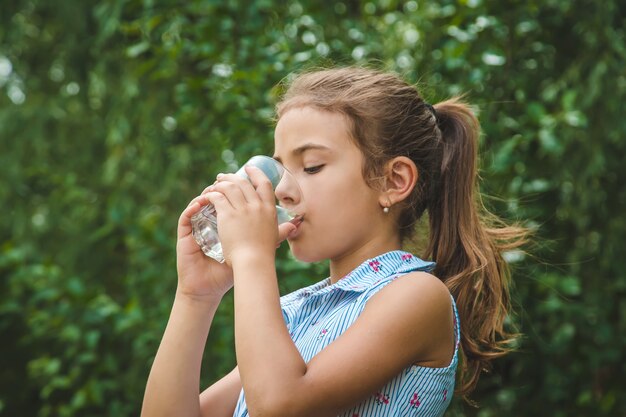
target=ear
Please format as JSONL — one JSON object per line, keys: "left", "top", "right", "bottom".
{"left": 378, "top": 156, "right": 418, "bottom": 208}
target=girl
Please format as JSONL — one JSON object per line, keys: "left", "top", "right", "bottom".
{"left": 141, "top": 67, "right": 526, "bottom": 417}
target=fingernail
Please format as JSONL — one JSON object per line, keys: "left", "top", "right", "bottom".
{"left": 216, "top": 173, "right": 224, "bottom": 179}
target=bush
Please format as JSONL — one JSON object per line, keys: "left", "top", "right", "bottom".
{"left": 1, "top": 1, "right": 624, "bottom": 415}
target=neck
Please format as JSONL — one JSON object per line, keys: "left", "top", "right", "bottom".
{"left": 328, "top": 236, "right": 401, "bottom": 284}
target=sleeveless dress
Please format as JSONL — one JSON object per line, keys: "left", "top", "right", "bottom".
{"left": 233, "top": 250, "right": 460, "bottom": 417}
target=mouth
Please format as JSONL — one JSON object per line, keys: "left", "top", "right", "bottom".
{"left": 290, "top": 214, "right": 304, "bottom": 227}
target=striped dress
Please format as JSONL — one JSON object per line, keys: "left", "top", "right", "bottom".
{"left": 233, "top": 250, "right": 460, "bottom": 417}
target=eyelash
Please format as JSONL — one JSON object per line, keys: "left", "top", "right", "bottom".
{"left": 304, "top": 165, "right": 324, "bottom": 174}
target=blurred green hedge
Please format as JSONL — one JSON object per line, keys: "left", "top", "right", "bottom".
{"left": 1, "top": 1, "right": 624, "bottom": 416}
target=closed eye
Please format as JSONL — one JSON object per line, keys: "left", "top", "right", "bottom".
{"left": 304, "top": 165, "right": 324, "bottom": 174}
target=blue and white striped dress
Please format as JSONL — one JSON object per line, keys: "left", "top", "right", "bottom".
{"left": 233, "top": 250, "right": 460, "bottom": 417}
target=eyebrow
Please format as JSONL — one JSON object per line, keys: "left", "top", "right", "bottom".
{"left": 273, "top": 143, "right": 332, "bottom": 163}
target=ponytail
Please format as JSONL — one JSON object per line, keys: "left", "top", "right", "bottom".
{"left": 426, "top": 97, "right": 528, "bottom": 398}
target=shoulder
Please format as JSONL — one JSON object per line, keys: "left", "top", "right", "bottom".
{"left": 366, "top": 271, "right": 452, "bottom": 314}
{"left": 362, "top": 271, "right": 454, "bottom": 365}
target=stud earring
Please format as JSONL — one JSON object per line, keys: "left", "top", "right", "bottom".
{"left": 383, "top": 206, "right": 390, "bottom": 214}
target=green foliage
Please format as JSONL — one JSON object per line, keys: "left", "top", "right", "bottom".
{"left": 1, "top": 0, "right": 624, "bottom": 416}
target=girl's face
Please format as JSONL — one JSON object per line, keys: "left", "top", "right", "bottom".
{"left": 273, "top": 106, "right": 387, "bottom": 263}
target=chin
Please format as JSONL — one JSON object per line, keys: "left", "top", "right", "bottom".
{"left": 287, "top": 241, "right": 327, "bottom": 263}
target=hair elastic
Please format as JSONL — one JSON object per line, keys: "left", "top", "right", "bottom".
{"left": 425, "top": 103, "right": 437, "bottom": 121}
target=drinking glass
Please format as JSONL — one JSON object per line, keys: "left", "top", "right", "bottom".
{"left": 191, "top": 155, "right": 302, "bottom": 263}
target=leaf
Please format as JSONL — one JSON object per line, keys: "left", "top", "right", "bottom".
{"left": 125, "top": 41, "right": 150, "bottom": 58}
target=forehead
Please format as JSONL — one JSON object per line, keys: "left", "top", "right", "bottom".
{"left": 273, "top": 107, "right": 357, "bottom": 156}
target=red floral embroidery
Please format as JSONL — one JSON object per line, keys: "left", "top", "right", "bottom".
{"left": 369, "top": 260, "right": 381, "bottom": 272}
{"left": 443, "top": 389, "right": 448, "bottom": 401}
{"left": 317, "top": 328, "right": 328, "bottom": 339}
{"left": 410, "top": 392, "right": 420, "bottom": 407}
{"left": 374, "top": 392, "right": 390, "bottom": 405}
{"left": 401, "top": 254, "right": 413, "bottom": 261}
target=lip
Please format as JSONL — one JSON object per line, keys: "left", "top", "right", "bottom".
{"left": 287, "top": 214, "right": 304, "bottom": 238}
{"left": 290, "top": 214, "right": 304, "bottom": 227}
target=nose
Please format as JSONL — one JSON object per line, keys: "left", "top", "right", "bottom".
{"left": 275, "top": 172, "right": 302, "bottom": 208}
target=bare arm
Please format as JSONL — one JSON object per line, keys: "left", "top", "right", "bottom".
{"left": 199, "top": 366, "right": 241, "bottom": 417}
{"left": 141, "top": 292, "right": 235, "bottom": 417}
{"left": 141, "top": 194, "right": 242, "bottom": 417}
{"left": 233, "top": 262, "right": 454, "bottom": 417}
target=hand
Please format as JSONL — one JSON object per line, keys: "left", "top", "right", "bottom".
{"left": 176, "top": 193, "right": 235, "bottom": 301}
{"left": 206, "top": 166, "right": 297, "bottom": 266}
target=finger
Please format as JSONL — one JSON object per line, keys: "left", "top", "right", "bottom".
{"left": 245, "top": 166, "right": 275, "bottom": 203}
{"left": 211, "top": 180, "right": 249, "bottom": 208}
{"left": 187, "top": 193, "right": 210, "bottom": 208}
{"left": 200, "top": 172, "right": 238, "bottom": 195}
{"left": 182, "top": 199, "right": 204, "bottom": 217}
{"left": 178, "top": 194, "right": 213, "bottom": 238}
{"left": 201, "top": 182, "right": 218, "bottom": 195}
{"left": 276, "top": 222, "right": 297, "bottom": 246}
{"left": 178, "top": 200, "right": 199, "bottom": 238}
{"left": 217, "top": 172, "right": 260, "bottom": 203}
{"left": 205, "top": 190, "right": 234, "bottom": 215}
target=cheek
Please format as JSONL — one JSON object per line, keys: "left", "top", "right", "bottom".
{"left": 302, "top": 172, "right": 377, "bottom": 222}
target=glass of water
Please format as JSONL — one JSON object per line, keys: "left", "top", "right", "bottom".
{"left": 191, "top": 155, "right": 303, "bottom": 263}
